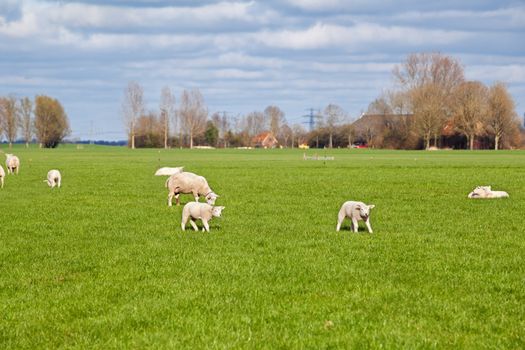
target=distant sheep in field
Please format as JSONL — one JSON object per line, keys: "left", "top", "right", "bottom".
{"left": 468, "top": 186, "right": 509, "bottom": 199}
{"left": 155, "top": 166, "right": 184, "bottom": 176}
{"left": 5, "top": 154, "right": 20, "bottom": 175}
{"left": 181, "top": 202, "right": 225, "bottom": 232}
{"left": 336, "top": 201, "right": 375, "bottom": 233}
{"left": 166, "top": 171, "right": 219, "bottom": 206}
{"left": 0, "top": 165, "right": 5, "bottom": 188}
{"left": 45, "top": 170, "right": 62, "bottom": 188}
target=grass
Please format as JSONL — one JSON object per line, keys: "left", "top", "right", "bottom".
{"left": 0, "top": 145, "right": 524, "bottom": 349}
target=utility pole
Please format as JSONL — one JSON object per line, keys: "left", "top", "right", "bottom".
{"left": 302, "top": 108, "right": 320, "bottom": 132}
{"left": 90, "top": 120, "right": 94, "bottom": 145}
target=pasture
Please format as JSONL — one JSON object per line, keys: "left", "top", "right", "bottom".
{"left": 1, "top": 145, "right": 524, "bottom": 349}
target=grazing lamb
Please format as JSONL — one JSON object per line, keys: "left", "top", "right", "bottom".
{"left": 181, "top": 202, "right": 225, "bottom": 232}
{"left": 45, "top": 169, "right": 62, "bottom": 188}
{"left": 0, "top": 165, "right": 4, "bottom": 188}
{"left": 155, "top": 166, "right": 184, "bottom": 176}
{"left": 468, "top": 186, "right": 509, "bottom": 199}
{"left": 166, "top": 171, "right": 219, "bottom": 206}
{"left": 5, "top": 154, "right": 20, "bottom": 175}
{"left": 336, "top": 201, "right": 375, "bottom": 233}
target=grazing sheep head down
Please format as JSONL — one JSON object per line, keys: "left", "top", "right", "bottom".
{"left": 206, "top": 192, "right": 219, "bottom": 205}
{"left": 212, "top": 206, "right": 225, "bottom": 217}
{"left": 356, "top": 204, "right": 375, "bottom": 219}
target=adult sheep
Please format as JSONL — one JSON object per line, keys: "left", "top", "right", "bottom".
{"left": 166, "top": 171, "right": 219, "bottom": 206}
{"left": 5, "top": 154, "right": 20, "bottom": 174}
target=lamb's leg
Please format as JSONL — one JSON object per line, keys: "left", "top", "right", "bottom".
{"left": 168, "top": 192, "right": 174, "bottom": 207}
{"left": 190, "top": 219, "right": 199, "bottom": 231}
{"left": 202, "top": 220, "right": 210, "bottom": 232}
{"left": 365, "top": 219, "right": 373, "bottom": 233}
{"left": 175, "top": 194, "right": 180, "bottom": 206}
{"left": 57, "top": 178, "right": 61, "bottom": 188}
{"left": 352, "top": 218, "right": 359, "bottom": 233}
{"left": 1, "top": 178, "right": 3, "bottom": 188}
{"left": 16, "top": 166, "right": 18, "bottom": 175}
{"left": 336, "top": 211, "right": 346, "bottom": 232}
{"left": 181, "top": 211, "right": 189, "bottom": 231}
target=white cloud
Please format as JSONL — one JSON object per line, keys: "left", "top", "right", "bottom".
{"left": 254, "top": 22, "right": 470, "bottom": 50}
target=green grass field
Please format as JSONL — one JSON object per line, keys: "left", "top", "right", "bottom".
{"left": 1, "top": 145, "right": 524, "bottom": 349}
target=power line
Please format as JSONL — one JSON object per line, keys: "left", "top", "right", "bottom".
{"left": 302, "top": 108, "right": 320, "bottom": 131}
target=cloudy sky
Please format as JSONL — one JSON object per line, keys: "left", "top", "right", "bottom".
{"left": 1, "top": 0, "right": 524, "bottom": 140}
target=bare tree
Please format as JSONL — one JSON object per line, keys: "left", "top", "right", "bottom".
{"left": 393, "top": 53, "right": 464, "bottom": 147}
{"left": 454, "top": 81, "right": 488, "bottom": 150}
{"left": 280, "top": 123, "right": 292, "bottom": 147}
{"left": 180, "top": 89, "right": 208, "bottom": 149}
{"left": 291, "top": 123, "right": 306, "bottom": 148}
{"left": 264, "top": 105, "right": 285, "bottom": 137}
{"left": 34, "top": 95, "right": 70, "bottom": 148}
{"left": 19, "top": 97, "right": 33, "bottom": 147}
{"left": 0, "top": 95, "right": 19, "bottom": 148}
{"left": 122, "top": 81, "right": 144, "bottom": 149}
{"left": 367, "top": 94, "right": 392, "bottom": 115}
{"left": 411, "top": 83, "right": 445, "bottom": 149}
{"left": 487, "top": 82, "right": 519, "bottom": 150}
{"left": 159, "top": 86, "right": 175, "bottom": 149}
{"left": 322, "top": 104, "right": 345, "bottom": 148}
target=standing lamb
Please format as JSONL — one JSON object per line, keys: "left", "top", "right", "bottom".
{"left": 336, "top": 201, "right": 375, "bottom": 233}
{"left": 45, "top": 169, "right": 62, "bottom": 188}
{"left": 468, "top": 186, "right": 509, "bottom": 198}
{"left": 5, "top": 154, "right": 20, "bottom": 174}
{"left": 181, "top": 202, "right": 225, "bottom": 232}
{"left": 0, "top": 165, "right": 5, "bottom": 188}
{"left": 166, "top": 171, "right": 219, "bottom": 206}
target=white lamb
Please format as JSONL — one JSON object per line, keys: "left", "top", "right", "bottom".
{"left": 468, "top": 186, "right": 509, "bottom": 199}
{"left": 181, "top": 202, "right": 225, "bottom": 232}
{"left": 45, "top": 169, "right": 62, "bottom": 188}
{"left": 166, "top": 171, "right": 219, "bottom": 206}
{"left": 336, "top": 201, "right": 375, "bottom": 233}
{"left": 5, "top": 154, "right": 20, "bottom": 174}
{"left": 155, "top": 166, "right": 184, "bottom": 176}
{"left": 0, "top": 165, "right": 5, "bottom": 188}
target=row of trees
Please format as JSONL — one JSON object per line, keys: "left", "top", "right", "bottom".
{"left": 123, "top": 53, "right": 520, "bottom": 150}
{"left": 0, "top": 95, "right": 70, "bottom": 148}
{"left": 364, "top": 53, "right": 521, "bottom": 150}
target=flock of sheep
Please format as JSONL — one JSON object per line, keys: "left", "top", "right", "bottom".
{"left": 154, "top": 166, "right": 510, "bottom": 233}
{"left": 1, "top": 153, "right": 510, "bottom": 233}
{"left": 0, "top": 153, "right": 61, "bottom": 189}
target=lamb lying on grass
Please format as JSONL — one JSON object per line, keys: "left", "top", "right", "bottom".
{"left": 155, "top": 166, "right": 184, "bottom": 176}
{"left": 181, "top": 202, "right": 225, "bottom": 232}
{"left": 468, "top": 186, "right": 509, "bottom": 199}
{"left": 5, "top": 154, "right": 20, "bottom": 175}
{"left": 166, "top": 171, "right": 219, "bottom": 206}
{"left": 0, "top": 165, "right": 5, "bottom": 188}
{"left": 336, "top": 201, "right": 375, "bottom": 233}
{"left": 45, "top": 170, "right": 61, "bottom": 188}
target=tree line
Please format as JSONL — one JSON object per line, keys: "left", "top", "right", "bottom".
{"left": 124, "top": 53, "right": 521, "bottom": 150}
{"left": 361, "top": 53, "right": 522, "bottom": 150}
{"left": 0, "top": 95, "right": 70, "bottom": 148}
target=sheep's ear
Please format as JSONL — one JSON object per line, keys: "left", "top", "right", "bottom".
{"left": 368, "top": 204, "right": 375, "bottom": 209}
{"left": 354, "top": 204, "right": 361, "bottom": 209}
{"left": 220, "top": 206, "right": 225, "bottom": 210}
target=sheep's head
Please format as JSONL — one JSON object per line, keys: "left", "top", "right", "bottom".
{"left": 473, "top": 186, "right": 491, "bottom": 195}
{"left": 356, "top": 204, "right": 375, "bottom": 219}
{"left": 212, "top": 206, "right": 225, "bottom": 217}
{"left": 206, "top": 192, "right": 219, "bottom": 205}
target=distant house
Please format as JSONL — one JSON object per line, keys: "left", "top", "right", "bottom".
{"left": 253, "top": 132, "right": 278, "bottom": 148}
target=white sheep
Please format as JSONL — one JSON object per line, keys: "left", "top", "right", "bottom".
{"left": 45, "top": 169, "right": 62, "bottom": 188}
{"left": 0, "top": 165, "right": 5, "bottom": 188}
{"left": 336, "top": 201, "right": 375, "bottom": 233}
{"left": 5, "top": 154, "right": 20, "bottom": 175}
{"left": 155, "top": 166, "right": 184, "bottom": 176}
{"left": 468, "top": 186, "right": 509, "bottom": 199}
{"left": 181, "top": 202, "right": 225, "bottom": 232}
{"left": 166, "top": 171, "right": 219, "bottom": 206}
